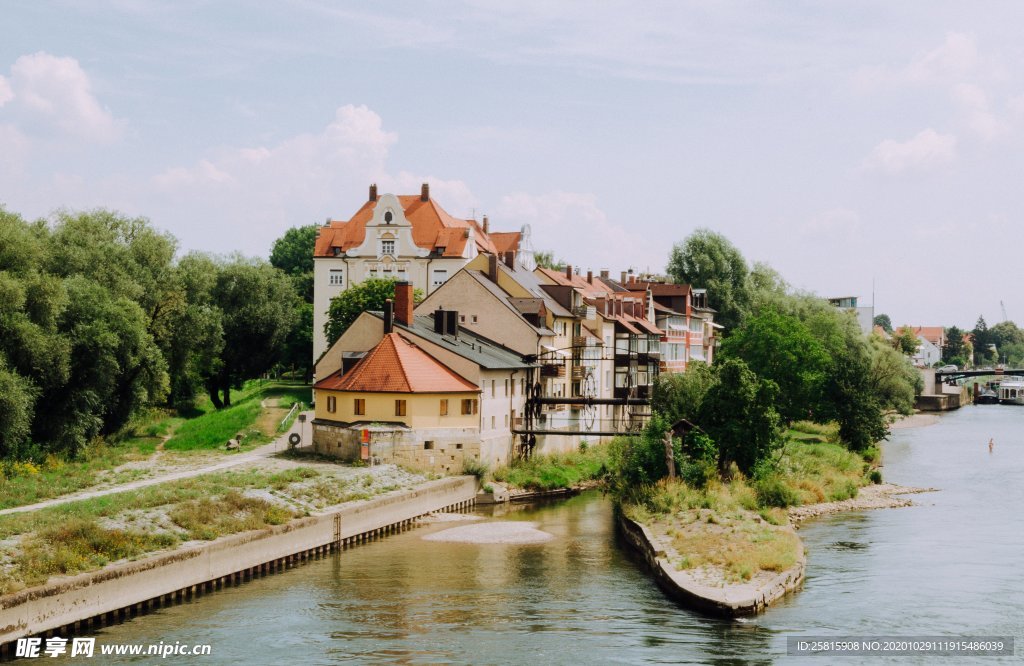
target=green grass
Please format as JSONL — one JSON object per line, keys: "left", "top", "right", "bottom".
{"left": 492, "top": 444, "right": 608, "bottom": 491}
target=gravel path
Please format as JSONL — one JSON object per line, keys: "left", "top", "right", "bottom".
{"left": 0, "top": 411, "right": 314, "bottom": 516}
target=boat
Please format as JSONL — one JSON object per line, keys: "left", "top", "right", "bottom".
{"left": 976, "top": 386, "right": 1000, "bottom": 405}
{"left": 997, "top": 377, "right": 1024, "bottom": 405}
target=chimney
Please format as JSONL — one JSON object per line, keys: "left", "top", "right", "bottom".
{"left": 383, "top": 299, "right": 394, "bottom": 333}
{"left": 446, "top": 310, "right": 458, "bottom": 339}
{"left": 482, "top": 215, "right": 489, "bottom": 234}
{"left": 395, "top": 281, "right": 413, "bottom": 326}
{"left": 587, "top": 270, "right": 593, "bottom": 284}
{"left": 488, "top": 253, "right": 499, "bottom": 283}
{"left": 600, "top": 269, "right": 609, "bottom": 279}
{"left": 369, "top": 183, "right": 378, "bottom": 201}
{"left": 421, "top": 182, "right": 430, "bottom": 202}
{"left": 565, "top": 264, "right": 573, "bottom": 281}
{"left": 433, "top": 309, "right": 445, "bottom": 334}
{"left": 620, "top": 271, "right": 626, "bottom": 284}
{"left": 504, "top": 251, "right": 515, "bottom": 269}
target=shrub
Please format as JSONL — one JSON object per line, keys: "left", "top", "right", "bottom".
{"left": 461, "top": 457, "right": 489, "bottom": 480}
{"left": 680, "top": 460, "right": 715, "bottom": 489}
{"left": 754, "top": 474, "right": 800, "bottom": 508}
{"left": 869, "top": 469, "right": 883, "bottom": 484}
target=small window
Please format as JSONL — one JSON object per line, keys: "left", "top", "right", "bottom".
{"left": 395, "top": 400, "right": 407, "bottom": 416}
{"left": 491, "top": 416, "right": 495, "bottom": 429}
{"left": 354, "top": 398, "right": 365, "bottom": 415}
{"left": 440, "top": 399, "right": 448, "bottom": 416}
{"left": 504, "top": 414, "right": 509, "bottom": 427}
{"left": 459, "top": 315, "right": 466, "bottom": 323}
{"left": 472, "top": 315, "right": 478, "bottom": 323}
{"left": 504, "top": 379, "right": 508, "bottom": 395}
{"left": 456, "top": 443, "right": 463, "bottom": 450}
{"left": 424, "top": 441, "right": 434, "bottom": 450}
{"left": 461, "top": 399, "right": 478, "bottom": 415}
{"left": 327, "top": 396, "right": 336, "bottom": 413}
{"left": 329, "top": 270, "right": 344, "bottom": 286}
{"left": 381, "top": 239, "right": 396, "bottom": 256}
{"left": 384, "top": 210, "right": 393, "bottom": 223}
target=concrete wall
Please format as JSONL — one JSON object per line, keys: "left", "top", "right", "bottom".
{"left": 312, "top": 422, "right": 481, "bottom": 474}
{"left": 0, "top": 477, "right": 477, "bottom": 648}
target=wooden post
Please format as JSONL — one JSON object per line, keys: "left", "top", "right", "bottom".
{"left": 664, "top": 431, "right": 675, "bottom": 481}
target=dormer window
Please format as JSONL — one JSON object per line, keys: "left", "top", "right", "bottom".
{"left": 384, "top": 210, "right": 393, "bottom": 224}
{"left": 380, "top": 239, "right": 396, "bottom": 256}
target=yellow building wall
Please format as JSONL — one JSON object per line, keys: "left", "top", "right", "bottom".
{"left": 315, "top": 389, "right": 480, "bottom": 429}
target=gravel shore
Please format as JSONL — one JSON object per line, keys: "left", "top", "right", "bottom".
{"left": 789, "top": 483, "right": 936, "bottom": 523}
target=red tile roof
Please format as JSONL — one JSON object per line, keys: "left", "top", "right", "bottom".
{"left": 490, "top": 231, "right": 522, "bottom": 255}
{"left": 314, "top": 333, "right": 478, "bottom": 393}
{"left": 314, "top": 193, "right": 518, "bottom": 258}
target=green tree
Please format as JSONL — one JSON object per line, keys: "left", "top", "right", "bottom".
{"left": 667, "top": 229, "right": 750, "bottom": 331}
{"left": 203, "top": 258, "right": 297, "bottom": 408}
{"left": 325, "top": 278, "right": 422, "bottom": 345}
{"left": 873, "top": 314, "right": 893, "bottom": 333}
{"left": 867, "top": 335, "right": 920, "bottom": 415}
{"left": 825, "top": 346, "right": 888, "bottom": 451}
{"left": 972, "top": 316, "right": 995, "bottom": 365}
{"left": 719, "top": 308, "right": 830, "bottom": 424}
{"left": 942, "top": 326, "right": 967, "bottom": 364}
{"left": 697, "top": 358, "right": 783, "bottom": 476}
{"left": 269, "top": 224, "right": 317, "bottom": 303}
{"left": 534, "top": 250, "right": 566, "bottom": 271}
{"left": 651, "top": 361, "right": 714, "bottom": 423}
{"left": 989, "top": 321, "right": 1024, "bottom": 362}
{"left": 891, "top": 327, "right": 921, "bottom": 356}
{"left": 0, "top": 360, "right": 38, "bottom": 458}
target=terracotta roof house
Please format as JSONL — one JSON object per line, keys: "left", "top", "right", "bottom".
{"left": 312, "top": 182, "right": 537, "bottom": 362}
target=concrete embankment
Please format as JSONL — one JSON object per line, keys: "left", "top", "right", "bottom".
{"left": 617, "top": 514, "right": 805, "bottom": 617}
{"left": 0, "top": 476, "right": 477, "bottom": 651}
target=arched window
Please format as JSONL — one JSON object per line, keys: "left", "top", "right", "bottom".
{"left": 384, "top": 210, "right": 393, "bottom": 224}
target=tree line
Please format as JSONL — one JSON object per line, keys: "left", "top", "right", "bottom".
{"left": 629, "top": 228, "right": 922, "bottom": 483}
{"left": 0, "top": 207, "right": 316, "bottom": 460}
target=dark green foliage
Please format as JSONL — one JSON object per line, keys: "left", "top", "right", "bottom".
{"left": 824, "top": 348, "right": 888, "bottom": 452}
{"left": 533, "top": 251, "right": 566, "bottom": 270}
{"left": 682, "top": 430, "right": 716, "bottom": 463}
{"left": 270, "top": 225, "right": 317, "bottom": 378}
{"left": 720, "top": 308, "right": 830, "bottom": 424}
{"left": 891, "top": 327, "right": 920, "bottom": 356}
{"left": 652, "top": 361, "right": 713, "bottom": 423}
{"left": 667, "top": 229, "right": 751, "bottom": 331}
{"left": 942, "top": 325, "right": 966, "bottom": 363}
{"left": 325, "top": 278, "right": 422, "bottom": 345}
{"left": 972, "top": 316, "right": 995, "bottom": 365}
{"left": 608, "top": 414, "right": 678, "bottom": 489}
{"left": 698, "top": 359, "right": 783, "bottom": 476}
{"left": 873, "top": 314, "right": 893, "bottom": 334}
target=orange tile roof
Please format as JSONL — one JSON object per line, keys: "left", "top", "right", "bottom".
{"left": 314, "top": 193, "right": 510, "bottom": 258}
{"left": 490, "top": 231, "right": 521, "bottom": 255}
{"left": 536, "top": 266, "right": 616, "bottom": 296}
{"left": 314, "top": 333, "right": 478, "bottom": 393}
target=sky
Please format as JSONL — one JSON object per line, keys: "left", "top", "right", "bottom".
{"left": 4, "top": 2, "right": 1024, "bottom": 329}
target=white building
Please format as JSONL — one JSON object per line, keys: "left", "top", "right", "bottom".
{"left": 312, "top": 183, "right": 528, "bottom": 362}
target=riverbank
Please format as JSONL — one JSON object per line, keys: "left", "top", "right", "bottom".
{"left": 789, "top": 483, "right": 935, "bottom": 523}
{"left": 0, "top": 475, "right": 478, "bottom": 649}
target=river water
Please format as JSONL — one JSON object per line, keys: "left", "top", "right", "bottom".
{"left": 68, "top": 405, "right": 1024, "bottom": 664}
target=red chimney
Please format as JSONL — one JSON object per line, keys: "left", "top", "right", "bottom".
{"left": 420, "top": 182, "right": 430, "bottom": 202}
{"left": 587, "top": 270, "right": 593, "bottom": 284}
{"left": 565, "top": 264, "right": 573, "bottom": 281}
{"left": 369, "top": 183, "right": 378, "bottom": 201}
{"left": 503, "top": 251, "right": 515, "bottom": 269}
{"left": 395, "top": 282, "right": 413, "bottom": 326}
{"left": 488, "top": 254, "right": 499, "bottom": 283}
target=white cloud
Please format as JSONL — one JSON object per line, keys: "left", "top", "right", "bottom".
{"left": 494, "top": 191, "right": 657, "bottom": 272}
{"left": 6, "top": 52, "right": 121, "bottom": 141}
{"left": 0, "top": 76, "right": 12, "bottom": 107}
{"left": 863, "top": 129, "right": 956, "bottom": 174}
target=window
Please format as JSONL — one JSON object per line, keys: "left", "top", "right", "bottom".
{"left": 395, "top": 399, "right": 407, "bottom": 416}
{"left": 459, "top": 314, "right": 466, "bottom": 323}
{"left": 455, "top": 443, "right": 463, "bottom": 450}
{"left": 431, "top": 269, "right": 447, "bottom": 287}
{"left": 424, "top": 441, "right": 434, "bottom": 450}
{"left": 472, "top": 315, "right": 478, "bottom": 323}
{"left": 491, "top": 380, "right": 496, "bottom": 397}
{"left": 384, "top": 210, "right": 394, "bottom": 223}
{"left": 461, "top": 398, "right": 478, "bottom": 415}
{"left": 504, "top": 414, "right": 509, "bottom": 427}
{"left": 380, "top": 239, "right": 396, "bottom": 256}
{"left": 491, "top": 415, "right": 495, "bottom": 429}
{"left": 354, "top": 398, "right": 365, "bottom": 415}
{"left": 504, "top": 379, "right": 508, "bottom": 395}
{"left": 329, "top": 270, "right": 344, "bottom": 286}
{"left": 327, "top": 396, "right": 336, "bottom": 413}
{"left": 440, "top": 399, "right": 448, "bottom": 416}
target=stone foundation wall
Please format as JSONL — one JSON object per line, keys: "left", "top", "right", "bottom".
{"left": 313, "top": 421, "right": 481, "bottom": 474}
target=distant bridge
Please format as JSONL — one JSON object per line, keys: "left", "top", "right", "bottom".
{"left": 935, "top": 369, "right": 1024, "bottom": 385}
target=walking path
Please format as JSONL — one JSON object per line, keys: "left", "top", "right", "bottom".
{"left": 0, "top": 411, "right": 314, "bottom": 516}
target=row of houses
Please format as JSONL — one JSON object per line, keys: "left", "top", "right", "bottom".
{"left": 309, "top": 185, "right": 719, "bottom": 473}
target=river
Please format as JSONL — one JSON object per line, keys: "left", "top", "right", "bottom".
{"left": 65, "top": 405, "right": 1024, "bottom": 664}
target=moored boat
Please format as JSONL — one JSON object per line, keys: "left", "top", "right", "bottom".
{"left": 998, "top": 377, "right": 1024, "bottom": 405}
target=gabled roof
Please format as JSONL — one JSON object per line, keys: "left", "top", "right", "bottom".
{"left": 489, "top": 231, "right": 522, "bottom": 256}
{"left": 315, "top": 333, "right": 478, "bottom": 393}
{"left": 382, "top": 313, "right": 534, "bottom": 370}
{"left": 314, "top": 193, "right": 518, "bottom": 258}
{"left": 536, "top": 267, "right": 617, "bottom": 297}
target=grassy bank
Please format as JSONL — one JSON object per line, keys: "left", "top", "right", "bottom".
{"left": 491, "top": 444, "right": 608, "bottom": 491}
{"left": 623, "top": 424, "right": 876, "bottom": 584}
{"left": 0, "top": 381, "right": 311, "bottom": 510}
{"left": 0, "top": 463, "right": 422, "bottom": 595}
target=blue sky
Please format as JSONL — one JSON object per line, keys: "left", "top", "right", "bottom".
{"left": 4, "top": 2, "right": 1024, "bottom": 328}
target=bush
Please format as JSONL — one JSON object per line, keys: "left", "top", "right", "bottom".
{"left": 461, "top": 457, "right": 489, "bottom": 480}
{"left": 868, "top": 469, "right": 882, "bottom": 484}
{"left": 680, "top": 460, "right": 715, "bottom": 489}
{"left": 754, "top": 474, "right": 801, "bottom": 508}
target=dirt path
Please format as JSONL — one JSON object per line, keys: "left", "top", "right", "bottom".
{"left": 0, "top": 411, "right": 314, "bottom": 516}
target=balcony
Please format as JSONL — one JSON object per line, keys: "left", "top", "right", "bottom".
{"left": 573, "top": 305, "right": 596, "bottom": 319}
{"left": 540, "top": 364, "right": 566, "bottom": 378}
{"left": 572, "top": 335, "right": 588, "bottom": 348}
{"left": 571, "top": 365, "right": 587, "bottom": 381}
